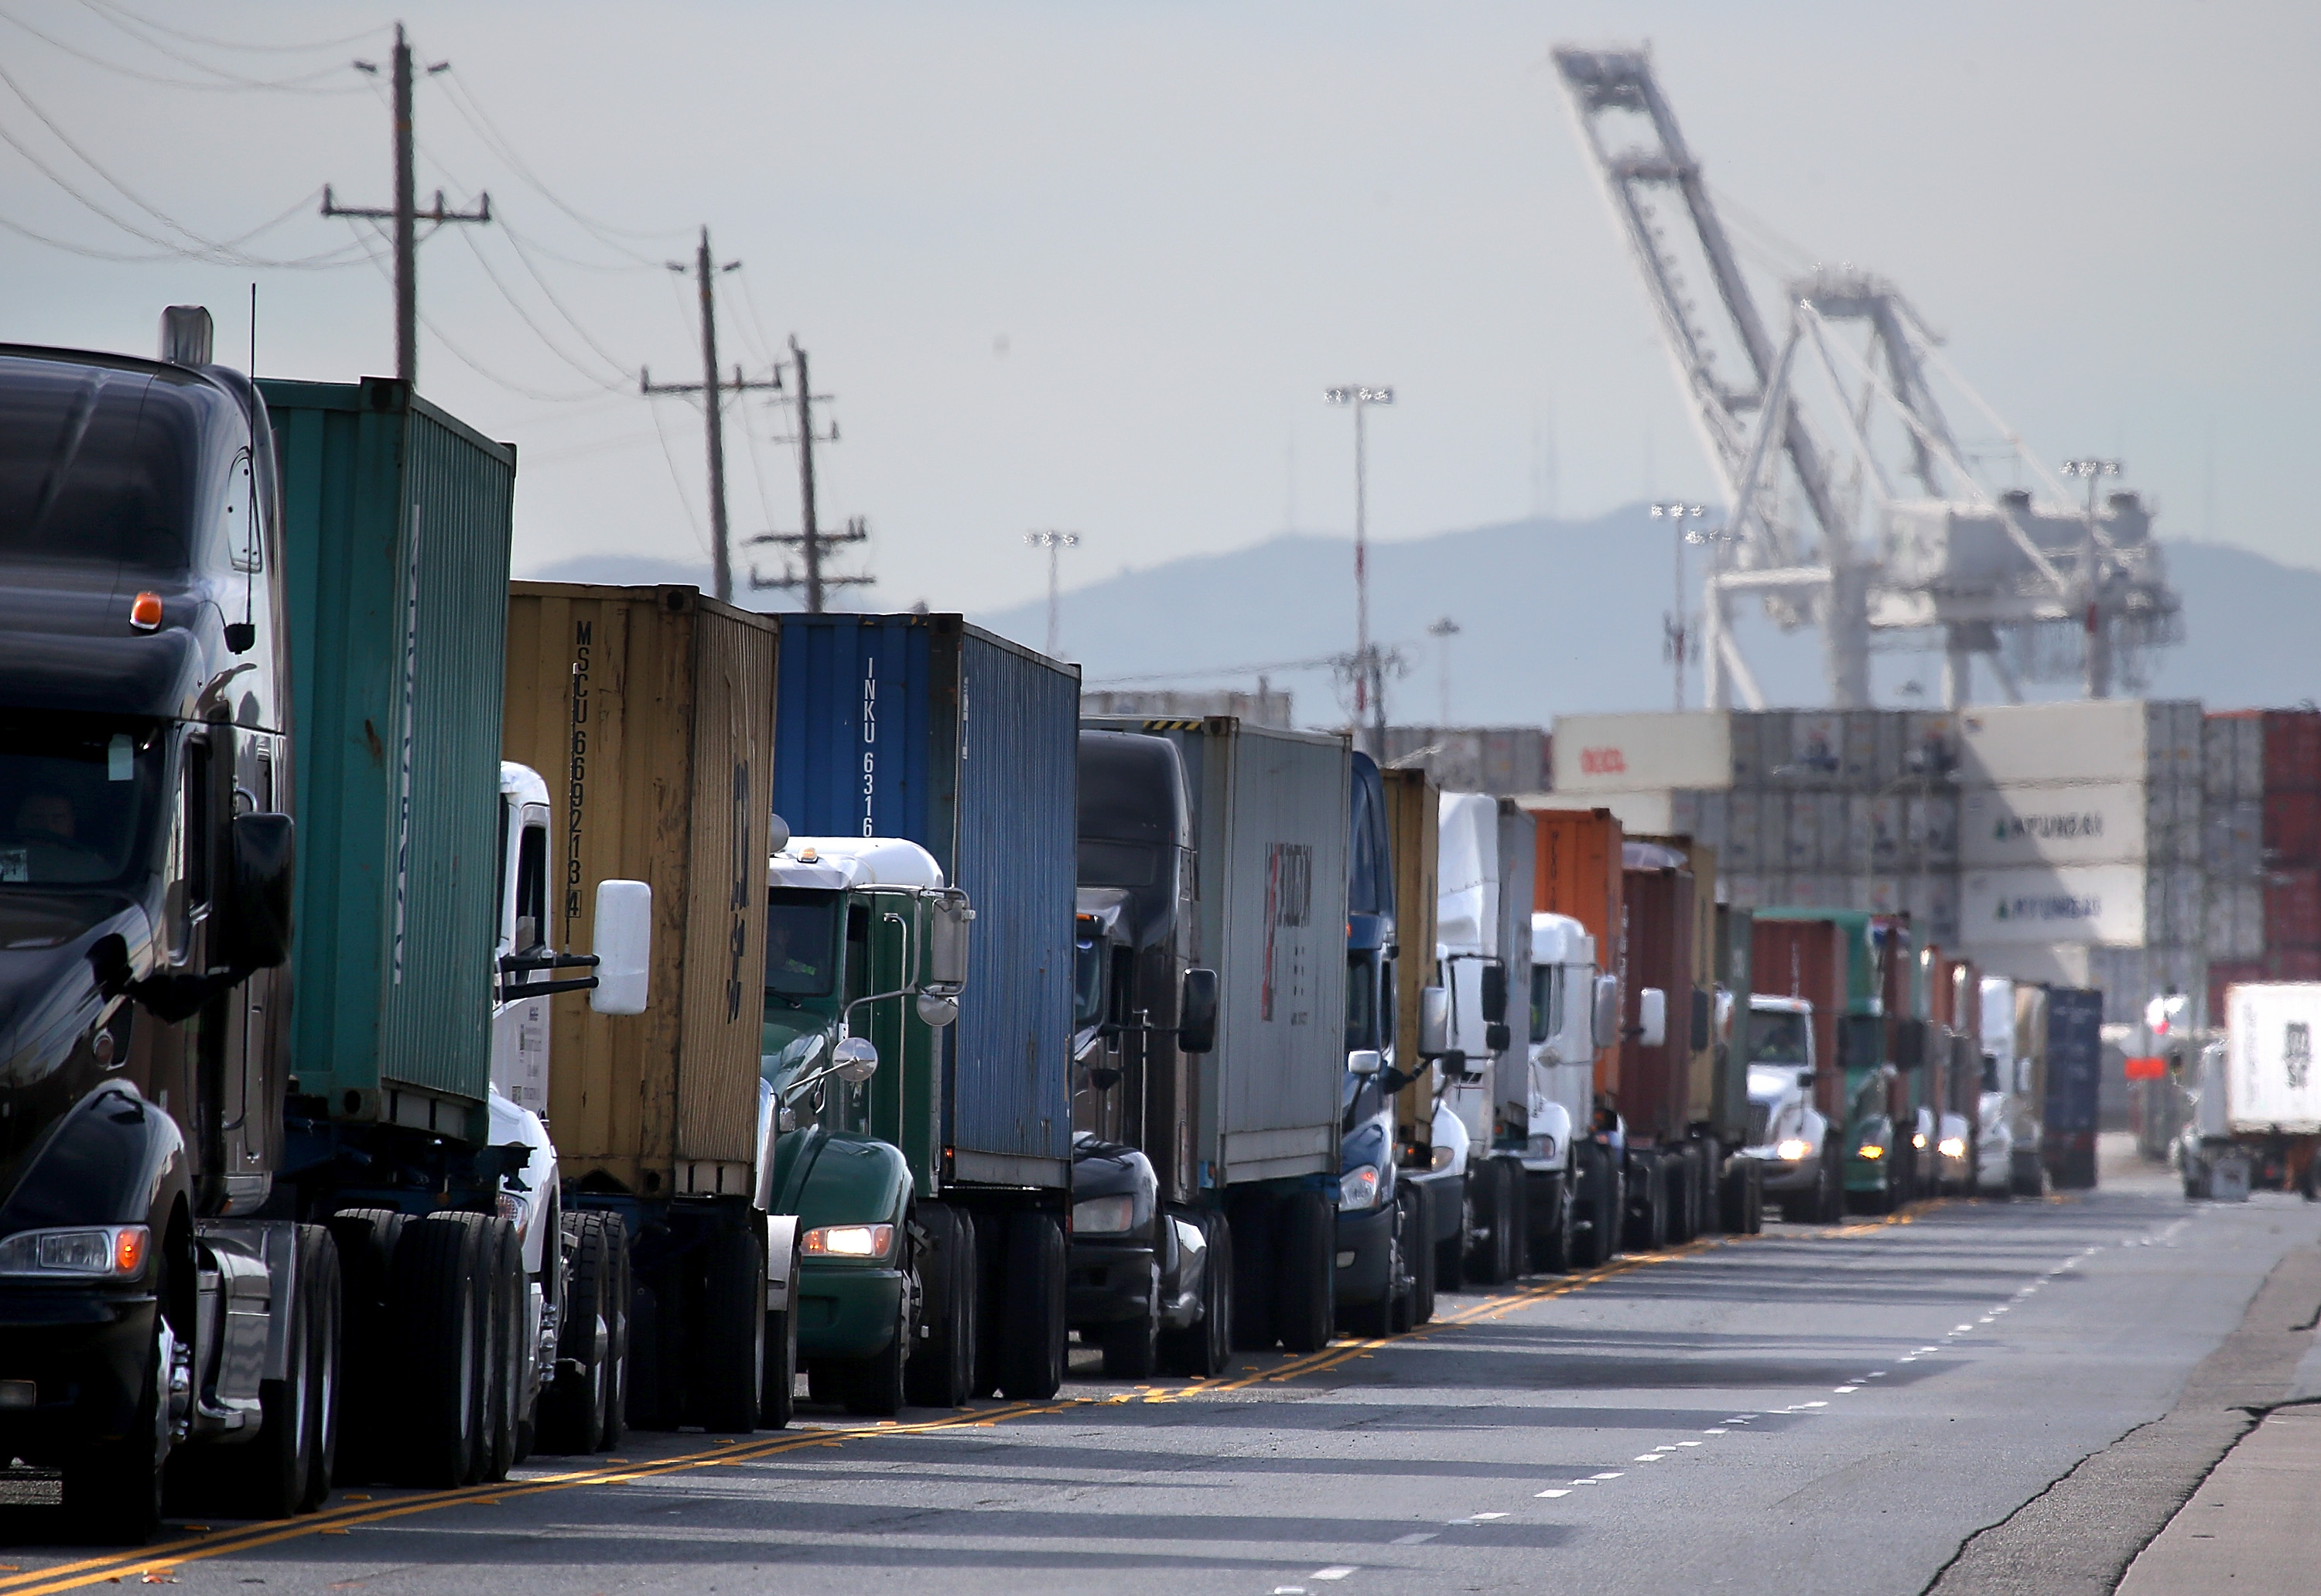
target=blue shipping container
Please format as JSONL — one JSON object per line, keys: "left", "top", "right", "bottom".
{"left": 2045, "top": 986, "right": 2104, "bottom": 1136}
{"left": 771, "top": 614, "right": 1077, "bottom": 1190}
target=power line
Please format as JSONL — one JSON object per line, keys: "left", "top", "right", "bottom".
{"left": 436, "top": 68, "right": 683, "bottom": 255}
{"left": 453, "top": 223, "right": 631, "bottom": 391}
{"left": 76, "top": 0, "right": 381, "bottom": 56}
{"left": 0, "top": 5, "right": 367, "bottom": 93}
{"left": 491, "top": 219, "right": 651, "bottom": 377}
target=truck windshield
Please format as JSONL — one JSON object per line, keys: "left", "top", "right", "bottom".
{"left": 0, "top": 361, "right": 211, "bottom": 575}
{"left": 0, "top": 714, "right": 166, "bottom": 889}
{"left": 1748, "top": 1010, "right": 1810, "bottom": 1065}
{"left": 765, "top": 888, "right": 840, "bottom": 999}
{"left": 1530, "top": 965, "right": 1562, "bottom": 1045}
{"left": 1345, "top": 948, "right": 1378, "bottom": 1053}
{"left": 1073, "top": 935, "right": 1106, "bottom": 1031}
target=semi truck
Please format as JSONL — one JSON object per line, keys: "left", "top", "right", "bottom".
{"left": 1526, "top": 806, "right": 1629, "bottom": 1268}
{"left": 1755, "top": 911, "right": 1906, "bottom": 1213}
{"left": 776, "top": 615, "right": 1078, "bottom": 1399}
{"left": 1080, "top": 716, "right": 1349, "bottom": 1353}
{"left": 501, "top": 583, "right": 799, "bottom": 1431}
{"left": 2176, "top": 983, "right": 2321, "bottom": 1198}
{"left": 2042, "top": 986, "right": 2104, "bottom": 1190}
{"left": 1748, "top": 917, "right": 1852, "bottom": 1221}
{"left": 1974, "top": 978, "right": 2047, "bottom": 1198}
{"left": 761, "top": 834, "right": 979, "bottom": 1407}
{"left": 1436, "top": 793, "right": 1530, "bottom": 1286}
{"left": 0, "top": 320, "right": 644, "bottom": 1541}
{"left": 1066, "top": 727, "right": 1225, "bottom": 1376}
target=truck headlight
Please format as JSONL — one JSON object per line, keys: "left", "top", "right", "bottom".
{"left": 1857, "top": 1143, "right": 1885, "bottom": 1160}
{"left": 0, "top": 1224, "right": 149, "bottom": 1279}
{"left": 1774, "top": 1138, "right": 1811, "bottom": 1163}
{"left": 1912, "top": 1132, "right": 1928, "bottom": 1150}
{"left": 1427, "top": 1144, "right": 1457, "bottom": 1174}
{"left": 1071, "top": 1195, "right": 1137, "bottom": 1235}
{"left": 801, "top": 1223, "right": 894, "bottom": 1260}
{"left": 1338, "top": 1164, "right": 1383, "bottom": 1211}
{"left": 1937, "top": 1136, "right": 1966, "bottom": 1159}
{"left": 1526, "top": 1133, "right": 1557, "bottom": 1163}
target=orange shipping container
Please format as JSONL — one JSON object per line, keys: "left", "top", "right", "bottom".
{"left": 1530, "top": 806, "right": 1625, "bottom": 1098}
{"left": 503, "top": 583, "right": 780, "bottom": 1199}
{"left": 1384, "top": 767, "right": 1441, "bottom": 1150}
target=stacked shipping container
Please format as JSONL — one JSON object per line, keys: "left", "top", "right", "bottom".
{"left": 2203, "top": 709, "right": 2321, "bottom": 1020}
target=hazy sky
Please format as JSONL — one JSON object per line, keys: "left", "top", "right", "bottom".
{"left": 6, "top": 1, "right": 2314, "bottom": 617}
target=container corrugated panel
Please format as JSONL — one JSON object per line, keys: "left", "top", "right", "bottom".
{"left": 1494, "top": 801, "right": 1537, "bottom": 1126}
{"left": 774, "top": 614, "right": 1077, "bottom": 1185}
{"left": 263, "top": 378, "right": 513, "bottom": 1127}
{"left": 2042, "top": 989, "right": 2103, "bottom": 1138}
{"left": 1619, "top": 858, "right": 1694, "bottom": 1142}
{"left": 2265, "top": 867, "right": 2321, "bottom": 951}
{"left": 1529, "top": 806, "right": 1626, "bottom": 1095}
{"left": 502, "top": 584, "right": 778, "bottom": 1191}
{"left": 2265, "top": 712, "right": 2321, "bottom": 794}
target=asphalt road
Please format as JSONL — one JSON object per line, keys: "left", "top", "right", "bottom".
{"left": 5, "top": 1144, "right": 2314, "bottom": 1596}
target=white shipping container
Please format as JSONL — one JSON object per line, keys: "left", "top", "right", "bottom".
{"left": 1552, "top": 712, "right": 1731, "bottom": 794}
{"left": 1958, "top": 781, "right": 2149, "bottom": 869}
{"left": 1784, "top": 791, "right": 1821, "bottom": 870}
{"left": 1953, "top": 699, "right": 2201, "bottom": 789}
{"left": 2224, "top": 983, "right": 2321, "bottom": 1134}
{"left": 1848, "top": 794, "right": 1907, "bottom": 873}
{"left": 1726, "top": 791, "right": 1766, "bottom": 870}
{"left": 1788, "top": 712, "right": 1845, "bottom": 778}
{"left": 2203, "top": 799, "right": 2262, "bottom": 878}
{"left": 1969, "top": 940, "right": 2094, "bottom": 990}
{"left": 1728, "top": 711, "right": 1786, "bottom": 785}
{"left": 1908, "top": 871, "right": 1960, "bottom": 943}
{"left": 1816, "top": 792, "right": 1851, "bottom": 870}
{"left": 1960, "top": 863, "right": 2148, "bottom": 945}
{"left": 1907, "top": 791, "right": 1960, "bottom": 866}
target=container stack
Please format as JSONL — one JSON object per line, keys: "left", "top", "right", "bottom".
{"left": 1950, "top": 700, "right": 2205, "bottom": 1032}
{"left": 2203, "top": 709, "right": 2321, "bottom": 1019}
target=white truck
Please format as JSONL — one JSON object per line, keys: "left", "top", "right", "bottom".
{"left": 1431, "top": 794, "right": 1528, "bottom": 1284}
{"left": 2180, "top": 982, "right": 2321, "bottom": 1200}
{"left": 1971, "top": 976, "right": 2047, "bottom": 1199}
{"left": 1516, "top": 912, "right": 1620, "bottom": 1269}
{"left": 1739, "top": 995, "right": 1842, "bottom": 1222}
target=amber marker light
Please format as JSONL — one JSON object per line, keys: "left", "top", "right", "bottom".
{"left": 128, "top": 592, "right": 163, "bottom": 631}
{"left": 114, "top": 1226, "right": 148, "bottom": 1275}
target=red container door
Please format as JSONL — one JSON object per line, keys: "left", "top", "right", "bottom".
{"left": 2264, "top": 710, "right": 2321, "bottom": 793}
{"left": 2265, "top": 791, "right": 2321, "bottom": 867}
{"left": 2265, "top": 867, "right": 2321, "bottom": 951}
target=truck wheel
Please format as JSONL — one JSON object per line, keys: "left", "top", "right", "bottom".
{"left": 477, "top": 1217, "right": 523, "bottom": 1482}
{"left": 1666, "top": 1154, "right": 1698, "bottom": 1245}
{"left": 1465, "top": 1166, "right": 1505, "bottom": 1285}
{"left": 390, "top": 1213, "right": 484, "bottom": 1487}
{"left": 905, "top": 1204, "right": 978, "bottom": 1410}
{"left": 214, "top": 1224, "right": 333, "bottom": 1518}
{"left": 324, "top": 1208, "right": 406, "bottom": 1482}
{"left": 538, "top": 1213, "right": 613, "bottom": 1454}
{"left": 1623, "top": 1162, "right": 1665, "bottom": 1253}
{"left": 1532, "top": 1171, "right": 1576, "bottom": 1273}
{"left": 601, "top": 1221, "right": 631, "bottom": 1447}
{"left": 1437, "top": 1173, "right": 1472, "bottom": 1292}
{"left": 997, "top": 1211, "right": 1066, "bottom": 1400}
{"left": 1497, "top": 1160, "right": 1530, "bottom": 1278}
{"left": 1099, "top": 1260, "right": 1161, "bottom": 1379}
{"left": 1340, "top": 1198, "right": 1402, "bottom": 1339}
{"left": 1158, "top": 1212, "right": 1232, "bottom": 1377}
{"left": 299, "top": 1227, "right": 343, "bottom": 1512}
{"left": 1575, "top": 1155, "right": 1618, "bottom": 1268}
{"left": 1273, "top": 1188, "right": 1335, "bottom": 1354}
{"left": 1816, "top": 1143, "right": 1846, "bottom": 1223}
{"left": 1407, "top": 1184, "right": 1437, "bottom": 1325}
{"left": 61, "top": 1285, "right": 168, "bottom": 1543}
{"left": 695, "top": 1226, "right": 764, "bottom": 1434}
{"left": 761, "top": 1297, "right": 798, "bottom": 1430}
{"left": 1228, "top": 1193, "right": 1277, "bottom": 1352}
{"left": 840, "top": 1229, "right": 911, "bottom": 1419}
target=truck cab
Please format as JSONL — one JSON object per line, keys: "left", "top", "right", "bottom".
{"left": 1521, "top": 913, "right": 1621, "bottom": 1266}
{"left": 761, "top": 835, "right": 971, "bottom": 1414}
{"left": 1742, "top": 996, "right": 1838, "bottom": 1222}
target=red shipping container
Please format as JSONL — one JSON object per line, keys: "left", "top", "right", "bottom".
{"left": 2265, "top": 867, "right": 2321, "bottom": 949}
{"left": 2265, "top": 710, "right": 2321, "bottom": 794}
{"left": 2266, "top": 791, "right": 2321, "bottom": 866}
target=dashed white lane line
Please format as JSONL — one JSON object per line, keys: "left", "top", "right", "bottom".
{"left": 1311, "top": 1570, "right": 1357, "bottom": 1583}
{"left": 1391, "top": 1532, "right": 1437, "bottom": 1544}
{"left": 1533, "top": 1490, "right": 1571, "bottom": 1500}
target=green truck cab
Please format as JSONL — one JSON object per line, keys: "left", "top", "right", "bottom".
{"left": 1754, "top": 909, "right": 1909, "bottom": 1212}
{"left": 760, "top": 834, "right": 972, "bottom": 1415}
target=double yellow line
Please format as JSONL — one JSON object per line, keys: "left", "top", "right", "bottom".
{"left": 10, "top": 1201, "right": 1947, "bottom": 1591}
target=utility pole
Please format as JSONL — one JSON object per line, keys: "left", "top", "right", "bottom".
{"left": 750, "top": 337, "right": 872, "bottom": 613}
{"left": 1325, "top": 384, "right": 1394, "bottom": 755}
{"left": 323, "top": 22, "right": 491, "bottom": 386}
{"left": 641, "top": 228, "right": 779, "bottom": 603}
{"left": 1651, "top": 502, "right": 1706, "bottom": 711}
{"left": 1025, "top": 531, "right": 1082, "bottom": 658}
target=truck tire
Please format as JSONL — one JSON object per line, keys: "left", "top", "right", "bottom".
{"left": 905, "top": 1204, "right": 978, "bottom": 1409}
{"left": 695, "top": 1226, "right": 764, "bottom": 1434}
{"left": 1466, "top": 1165, "right": 1507, "bottom": 1285}
{"left": 1407, "top": 1184, "right": 1437, "bottom": 1325}
{"left": 538, "top": 1213, "right": 613, "bottom": 1454}
{"left": 1625, "top": 1160, "right": 1668, "bottom": 1253}
{"left": 1816, "top": 1142, "right": 1846, "bottom": 1223}
{"left": 324, "top": 1208, "right": 406, "bottom": 1482}
{"left": 477, "top": 1216, "right": 523, "bottom": 1482}
{"left": 2012, "top": 1153, "right": 2047, "bottom": 1200}
{"left": 1497, "top": 1160, "right": 1530, "bottom": 1279}
{"left": 1437, "top": 1173, "right": 1470, "bottom": 1293}
{"left": 1576, "top": 1152, "right": 1620, "bottom": 1269}
{"left": 1099, "top": 1259, "right": 1161, "bottom": 1379}
{"left": 1340, "top": 1194, "right": 1403, "bottom": 1339}
{"left": 299, "top": 1227, "right": 343, "bottom": 1512}
{"left": 1532, "top": 1171, "right": 1577, "bottom": 1274}
{"left": 761, "top": 1294, "right": 798, "bottom": 1430}
{"left": 997, "top": 1211, "right": 1066, "bottom": 1400}
{"left": 841, "top": 1244, "right": 911, "bottom": 1418}
{"left": 61, "top": 1280, "right": 168, "bottom": 1544}
{"left": 1666, "top": 1153, "right": 1699, "bottom": 1245}
{"left": 1158, "top": 1211, "right": 1232, "bottom": 1377}
{"left": 389, "top": 1213, "right": 485, "bottom": 1487}
{"left": 602, "top": 1222, "right": 631, "bottom": 1447}
{"left": 1229, "top": 1192, "right": 1277, "bottom": 1352}
{"left": 1273, "top": 1188, "right": 1335, "bottom": 1354}
{"left": 210, "top": 1224, "right": 333, "bottom": 1519}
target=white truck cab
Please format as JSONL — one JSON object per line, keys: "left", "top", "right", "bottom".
{"left": 1742, "top": 994, "right": 1839, "bottom": 1222}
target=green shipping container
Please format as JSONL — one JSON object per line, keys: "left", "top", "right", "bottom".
{"left": 259, "top": 377, "right": 515, "bottom": 1140}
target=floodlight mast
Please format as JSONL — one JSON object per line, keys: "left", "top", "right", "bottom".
{"left": 1326, "top": 384, "right": 1394, "bottom": 754}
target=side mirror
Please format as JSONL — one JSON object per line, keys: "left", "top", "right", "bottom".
{"left": 1690, "top": 988, "right": 1711, "bottom": 1051}
{"left": 1178, "top": 967, "right": 1219, "bottom": 1054}
{"left": 1591, "top": 974, "right": 1620, "bottom": 1051}
{"left": 1636, "top": 987, "right": 1667, "bottom": 1049}
{"left": 1348, "top": 1047, "right": 1382, "bottom": 1076}
{"left": 222, "top": 812, "right": 295, "bottom": 969}
{"left": 1796, "top": 1068, "right": 1819, "bottom": 1088}
{"left": 915, "top": 993, "right": 959, "bottom": 1028}
{"left": 1418, "top": 985, "right": 1450, "bottom": 1058}
{"left": 1485, "top": 1022, "right": 1512, "bottom": 1054}
{"left": 1479, "top": 962, "right": 1509, "bottom": 1026}
{"left": 925, "top": 890, "right": 974, "bottom": 994}
{"left": 589, "top": 879, "right": 652, "bottom": 1015}
{"left": 834, "top": 1035, "right": 880, "bottom": 1083}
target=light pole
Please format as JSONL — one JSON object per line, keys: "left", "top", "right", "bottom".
{"left": 1652, "top": 501, "right": 1736, "bottom": 712}
{"left": 1024, "top": 531, "right": 1081, "bottom": 659}
{"left": 1427, "top": 615, "right": 1460, "bottom": 726}
{"left": 1327, "top": 385, "right": 1393, "bottom": 754}
{"left": 2061, "top": 459, "right": 2122, "bottom": 698}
